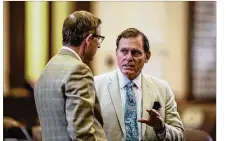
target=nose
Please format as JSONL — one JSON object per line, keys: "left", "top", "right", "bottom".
{"left": 125, "top": 52, "right": 133, "bottom": 60}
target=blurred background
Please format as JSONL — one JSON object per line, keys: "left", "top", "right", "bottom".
{"left": 3, "top": 1, "right": 216, "bottom": 141}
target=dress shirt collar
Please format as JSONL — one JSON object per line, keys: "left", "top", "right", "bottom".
{"left": 61, "top": 46, "right": 82, "bottom": 61}
{"left": 117, "top": 68, "right": 142, "bottom": 90}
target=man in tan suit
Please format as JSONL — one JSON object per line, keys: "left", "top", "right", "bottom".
{"left": 94, "top": 28, "right": 185, "bottom": 141}
{"left": 34, "top": 11, "right": 107, "bottom": 141}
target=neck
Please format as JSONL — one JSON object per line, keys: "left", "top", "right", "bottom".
{"left": 66, "top": 45, "right": 85, "bottom": 62}
{"left": 127, "top": 72, "right": 141, "bottom": 81}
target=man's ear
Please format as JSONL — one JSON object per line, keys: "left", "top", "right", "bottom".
{"left": 85, "top": 34, "right": 93, "bottom": 46}
{"left": 145, "top": 51, "right": 151, "bottom": 63}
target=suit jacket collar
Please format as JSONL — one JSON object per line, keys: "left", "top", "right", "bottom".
{"left": 59, "top": 47, "right": 82, "bottom": 61}
{"left": 108, "top": 70, "right": 157, "bottom": 139}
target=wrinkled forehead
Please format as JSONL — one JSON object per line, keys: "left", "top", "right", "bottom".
{"left": 118, "top": 35, "right": 144, "bottom": 50}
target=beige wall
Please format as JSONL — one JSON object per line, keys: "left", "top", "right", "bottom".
{"left": 164, "top": 2, "right": 189, "bottom": 99}
{"left": 91, "top": 1, "right": 189, "bottom": 99}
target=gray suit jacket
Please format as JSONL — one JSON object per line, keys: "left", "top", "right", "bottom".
{"left": 94, "top": 70, "right": 185, "bottom": 141}
{"left": 34, "top": 48, "right": 107, "bottom": 141}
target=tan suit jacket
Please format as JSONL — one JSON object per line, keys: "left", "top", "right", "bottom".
{"left": 34, "top": 48, "right": 107, "bottom": 141}
{"left": 94, "top": 70, "right": 185, "bottom": 141}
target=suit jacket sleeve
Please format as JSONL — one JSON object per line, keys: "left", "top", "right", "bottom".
{"left": 64, "top": 63, "right": 97, "bottom": 141}
{"left": 156, "top": 83, "right": 185, "bottom": 141}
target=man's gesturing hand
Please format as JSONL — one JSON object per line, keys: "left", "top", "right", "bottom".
{"left": 138, "top": 109, "right": 165, "bottom": 130}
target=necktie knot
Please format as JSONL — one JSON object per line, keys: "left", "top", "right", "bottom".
{"left": 126, "top": 81, "right": 135, "bottom": 88}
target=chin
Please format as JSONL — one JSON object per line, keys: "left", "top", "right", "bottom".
{"left": 122, "top": 70, "right": 134, "bottom": 78}
{"left": 122, "top": 69, "right": 134, "bottom": 74}
{"left": 86, "top": 57, "right": 93, "bottom": 62}
{"left": 122, "top": 69, "right": 141, "bottom": 80}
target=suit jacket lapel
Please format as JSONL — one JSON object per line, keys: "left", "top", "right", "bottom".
{"left": 141, "top": 74, "right": 156, "bottom": 138}
{"left": 107, "top": 70, "right": 126, "bottom": 137}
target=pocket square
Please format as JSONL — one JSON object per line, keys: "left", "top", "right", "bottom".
{"left": 152, "top": 101, "right": 161, "bottom": 110}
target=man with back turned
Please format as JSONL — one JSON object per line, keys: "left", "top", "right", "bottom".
{"left": 34, "top": 10, "right": 107, "bottom": 141}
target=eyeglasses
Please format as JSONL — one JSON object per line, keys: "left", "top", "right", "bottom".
{"left": 93, "top": 34, "right": 105, "bottom": 43}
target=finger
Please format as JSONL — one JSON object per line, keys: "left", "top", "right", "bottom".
{"left": 146, "top": 109, "right": 160, "bottom": 117}
{"left": 151, "top": 109, "right": 160, "bottom": 116}
{"left": 137, "top": 118, "right": 149, "bottom": 124}
{"left": 146, "top": 109, "right": 153, "bottom": 117}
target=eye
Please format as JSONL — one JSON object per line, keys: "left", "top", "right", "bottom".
{"left": 132, "top": 50, "right": 142, "bottom": 56}
{"left": 120, "top": 49, "right": 128, "bottom": 54}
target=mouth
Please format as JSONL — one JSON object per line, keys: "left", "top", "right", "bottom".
{"left": 122, "top": 64, "right": 135, "bottom": 69}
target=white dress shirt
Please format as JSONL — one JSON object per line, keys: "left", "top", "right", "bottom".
{"left": 62, "top": 46, "right": 82, "bottom": 61}
{"left": 117, "top": 68, "right": 142, "bottom": 140}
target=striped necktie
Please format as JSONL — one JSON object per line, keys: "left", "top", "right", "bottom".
{"left": 124, "top": 81, "right": 139, "bottom": 141}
